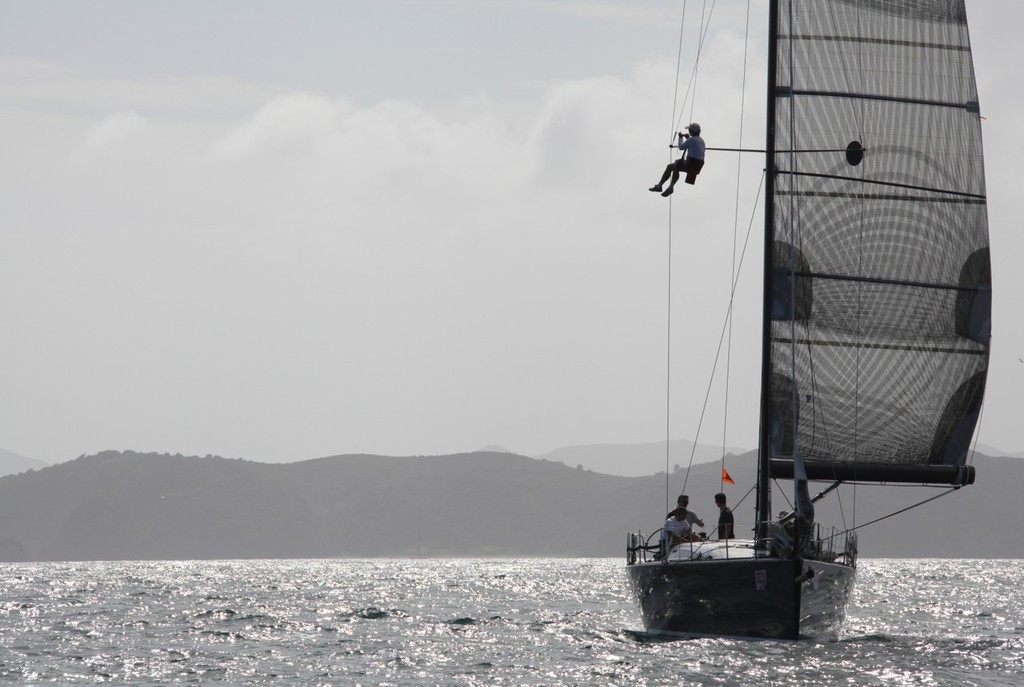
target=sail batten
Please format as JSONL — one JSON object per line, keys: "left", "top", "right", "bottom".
{"left": 782, "top": 270, "right": 986, "bottom": 292}
{"left": 774, "top": 338, "right": 986, "bottom": 356}
{"left": 788, "top": 34, "right": 971, "bottom": 53}
{"left": 788, "top": 191, "right": 985, "bottom": 205}
{"left": 789, "top": 89, "right": 975, "bottom": 110}
{"left": 779, "top": 170, "right": 986, "bottom": 199}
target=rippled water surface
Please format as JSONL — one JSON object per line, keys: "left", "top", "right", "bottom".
{"left": 1, "top": 558, "right": 1022, "bottom": 685}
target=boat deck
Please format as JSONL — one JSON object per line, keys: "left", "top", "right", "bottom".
{"left": 663, "top": 538, "right": 760, "bottom": 561}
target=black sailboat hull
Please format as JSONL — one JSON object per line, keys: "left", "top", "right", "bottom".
{"left": 627, "top": 557, "right": 855, "bottom": 640}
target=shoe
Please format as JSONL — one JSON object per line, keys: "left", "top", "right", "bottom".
{"left": 661, "top": 186, "right": 674, "bottom": 197}
{"left": 649, "top": 185, "right": 663, "bottom": 193}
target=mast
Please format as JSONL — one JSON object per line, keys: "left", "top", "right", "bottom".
{"left": 755, "top": 0, "right": 779, "bottom": 544}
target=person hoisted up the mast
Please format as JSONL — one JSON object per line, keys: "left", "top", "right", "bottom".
{"left": 649, "top": 122, "right": 705, "bottom": 197}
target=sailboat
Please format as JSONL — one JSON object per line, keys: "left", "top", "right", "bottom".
{"left": 626, "top": 0, "right": 990, "bottom": 640}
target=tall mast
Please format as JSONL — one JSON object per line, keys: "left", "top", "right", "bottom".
{"left": 755, "top": 0, "right": 780, "bottom": 544}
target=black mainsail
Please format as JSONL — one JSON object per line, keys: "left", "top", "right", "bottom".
{"left": 627, "top": 0, "right": 989, "bottom": 641}
{"left": 764, "top": 0, "right": 990, "bottom": 490}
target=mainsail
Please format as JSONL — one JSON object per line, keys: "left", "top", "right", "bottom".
{"left": 763, "top": 0, "right": 990, "bottom": 486}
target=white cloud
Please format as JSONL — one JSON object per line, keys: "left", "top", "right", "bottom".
{"left": 76, "top": 110, "right": 155, "bottom": 156}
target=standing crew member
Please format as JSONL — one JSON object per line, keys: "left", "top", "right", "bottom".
{"left": 715, "top": 492, "right": 735, "bottom": 540}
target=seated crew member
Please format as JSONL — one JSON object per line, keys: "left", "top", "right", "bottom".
{"left": 662, "top": 506, "right": 701, "bottom": 550}
{"left": 649, "top": 122, "right": 706, "bottom": 196}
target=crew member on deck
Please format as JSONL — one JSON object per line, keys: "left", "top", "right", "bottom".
{"left": 667, "top": 494, "right": 704, "bottom": 530}
{"left": 663, "top": 506, "right": 701, "bottom": 549}
{"left": 715, "top": 492, "right": 735, "bottom": 540}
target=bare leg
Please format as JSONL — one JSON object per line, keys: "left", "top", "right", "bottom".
{"left": 661, "top": 169, "right": 680, "bottom": 196}
{"left": 650, "top": 163, "right": 675, "bottom": 192}
{"left": 660, "top": 164, "right": 674, "bottom": 186}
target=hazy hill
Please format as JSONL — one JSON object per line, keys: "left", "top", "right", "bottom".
{"left": 0, "top": 448, "right": 48, "bottom": 478}
{"left": 976, "top": 443, "right": 1024, "bottom": 459}
{"left": 0, "top": 450, "right": 659, "bottom": 561}
{"left": 535, "top": 439, "right": 746, "bottom": 476}
{"left": 0, "top": 449, "right": 1018, "bottom": 561}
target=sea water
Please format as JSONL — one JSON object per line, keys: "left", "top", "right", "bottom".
{"left": 1, "top": 558, "right": 1021, "bottom": 686}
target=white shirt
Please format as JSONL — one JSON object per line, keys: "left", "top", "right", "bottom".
{"left": 677, "top": 134, "right": 706, "bottom": 161}
{"left": 663, "top": 515, "right": 693, "bottom": 544}
{"left": 668, "top": 507, "right": 702, "bottom": 528}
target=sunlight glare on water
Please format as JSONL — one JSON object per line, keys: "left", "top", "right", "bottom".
{"left": 0, "top": 558, "right": 1022, "bottom": 685}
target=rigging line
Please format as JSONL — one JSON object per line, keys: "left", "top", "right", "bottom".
{"left": 688, "top": 0, "right": 710, "bottom": 125}
{"left": 671, "top": 3, "right": 722, "bottom": 498}
{"left": 708, "top": 147, "right": 764, "bottom": 153}
{"left": 784, "top": 0, "right": 802, "bottom": 523}
{"left": 826, "top": 0, "right": 871, "bottom": 523}
{"left": 665, "top": 201, "right": 673, "bottom": 513}
{"left": 772, "top": 478, "right": 795, "bottom": 515}
{"left": 838, "top": 487, "right": 959, "bottom": 536}
{"left": 840, "top": 0, "right": 868, "bottom": 536}
{"left": 801, "top": 335, "right": 838, "bottom": 500}
{"left": 777, "top": 148, "right": 860, "bottom": 153}
{"left": 822, "top": 1, "right": 867, "bottom": 141}
{"left": 733, "top": 482, "right": 756, "bottom": 510}
{"left": 673, "top": 0, "right": 719, "bottom": 133}
{"left": 726, "top": 482, "right": 758, "bottom": 537}
{"left": 967, "top": 396, "right": 987, "bottom": 468}
{"left": 669, "top": 0, "right": 689, "bottom": 144}
{"left": 665, "top": 0, "right": 688, "bottom": 514}
{"left": 708, "top": 148, "right": 859, "bottom": 153}
{"left": 782, "top": 1, "right": 854, "bottom": 534}
{"left": 680, "top": 171, "right": 766, "bottom": 495}
{"left": 722, "top": 0, "right": 753, "bottom": 490}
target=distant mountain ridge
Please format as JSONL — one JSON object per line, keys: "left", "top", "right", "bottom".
{"left": 0, "top": 448, "right": 48, "bottom": 477}
{"left": 0, "top": 448, "right": 1021, "bottom": 562}
{"left": 4, "top": 440, "right": 1019, "bottom": 479}
{"left": 534, "top": 439, "right": 747, "bottom": 476}
{"left": 976, "top": 443, "right": 1024, "bottom": 459}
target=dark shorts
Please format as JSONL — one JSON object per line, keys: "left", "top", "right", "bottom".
{"left": 673, "top": 158, "right": 705, "bottom": 184}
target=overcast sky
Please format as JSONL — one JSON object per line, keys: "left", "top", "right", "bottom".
{"left": 2, "top": 0, "right": 1021, "bottom": 464}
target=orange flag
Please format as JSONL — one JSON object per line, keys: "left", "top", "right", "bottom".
{"left": 722, "top": 468, "right": 735, "bottom": 485}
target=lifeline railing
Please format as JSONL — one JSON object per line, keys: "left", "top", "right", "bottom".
{"left": 627, "top": 526, "right": 749, "bottom": 564}
{"left": 628, "top": 521, "right": 858, "bottom": 566}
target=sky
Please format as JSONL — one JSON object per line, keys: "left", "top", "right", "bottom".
{"left": 1, "top": 0, "right": 1021, "bottom": 465}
